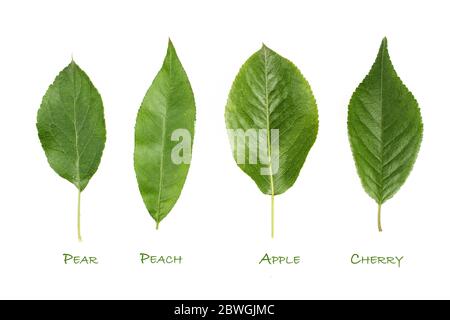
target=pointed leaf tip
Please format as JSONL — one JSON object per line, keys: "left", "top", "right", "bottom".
{"left": 261, "top": 43, "right": 271, "bottom": 51}
{"left": 260, "top": 43, "right": 274, "bottom": 56}
{"left": 381, "top": 37, "right": 388, "bottom": 49}
{"left": 166, "top": 39, "right": 177, "bottom": 58}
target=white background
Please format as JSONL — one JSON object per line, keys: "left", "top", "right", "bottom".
{"left": 0, "top": 0, "right": 448, "bottom": 300}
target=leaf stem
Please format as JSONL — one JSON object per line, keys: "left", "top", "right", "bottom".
{"left": 77, "top": 189, "right": 82, "bottom": 242}
{"left": 377, "top": 203, "right": 382, "bottom": 232}
{"left": 271, "top": 191, "right": 275, "bottom": 239}
{"left": 156, "top": 222, "right": 160, "bottom": 230}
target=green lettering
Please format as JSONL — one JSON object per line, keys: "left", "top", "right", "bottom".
{"left": 140, "top": 253, "right": 149, "bottom": 263}
{"left": 259, "top": 253, "right": 271, "bottom": 264}
{"left": 173, "top": 256, "right": 183, "bottom": 264}
{"left": 397, "top": 256, "right": 404, "bottom": 268}
{"left": 351, "top": 253, "right": 360, "bottom": 264}
{"left": 63, "top": 253, "right": 73, "bottom": 264}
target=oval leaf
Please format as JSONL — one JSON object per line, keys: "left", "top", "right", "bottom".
{"left": 37, "top": 60, "right": 106, "bottom": 241}
{"left": 134, "top": 40, "right": 196, "bottom": 229}
{"left": 225, "top": 45, "right": 319, "bottom": 237}
{"left": 347, "top": 38, "right": 423, "bottom": 231}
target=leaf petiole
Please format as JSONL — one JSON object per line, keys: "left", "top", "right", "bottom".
{"left": 271, "top": 192, "right": 275, "bottom": 239}
{"left": 377, "top": 203, "right": 382, "bottom": 232}
{"left": 77, "top": 189, "right": 82, "bottom": 242}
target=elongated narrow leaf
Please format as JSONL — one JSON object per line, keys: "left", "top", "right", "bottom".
{"left": 37, "top": 60, "right": 106, "bottom": 241}
{"left": 225, "top": 45, "right": 319, "bottom": 238}
{"left": 134, "top": 40, "right": 196, "bottom": 229}
{"left": 347, "top": 38, "right": 423, "bottom": 231}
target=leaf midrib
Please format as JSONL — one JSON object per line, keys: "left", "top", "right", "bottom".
{"left": 262, "top": 47, "right": 275, "bottom": 195}
{"left": 71, "top": 63, "right": 82, "bottom": 190}
{"left": 156, "top": 49, "right": 172, "bottom": 223}
{"left": 379, "top": 42, "right": 385, "bottom": 203}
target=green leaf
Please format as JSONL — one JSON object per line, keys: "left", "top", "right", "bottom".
{"left": 347, "top": 38, "right": 423, "bottom": 231}
{"left": 37, "top": 60, "right": 107, "bottom": 241}
{"left": 134, "top": 40, "right": 196, "bottom": 229}
{"left": 225, "top": 45, "right": 319, "bottom": 238}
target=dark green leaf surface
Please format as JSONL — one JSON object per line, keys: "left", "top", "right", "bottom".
{"left": 134, "top": 40, "right": 196, "bottom": 229}
{"left": 225, "top": 45, "right": 318, "bottom": 195}
{"left": 225, "top": 45, "right": 318, "bottom": 237}
{"left": 37, "top": 61, "right": 106, "bottom": 192}
{"left": 348, "top": 38, "right": 423, "bottom": 230}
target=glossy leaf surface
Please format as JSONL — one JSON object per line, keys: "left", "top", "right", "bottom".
{"left": 225, "top": 45, "right": 318, "bottom": 237}
{"left": 37, "top": 61, "right": 106, "bottom": 241}
{"left": 348, "top": 38, "right": 423, "bottom": 230}
{"left": 225, "top": 45, "right": 318, "bottom": 195}
{"left": 37, "top": 61, "right": 106, "bottom": 192}
{"left": 134, "top": 41, "right": 196, "bottom": 229}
